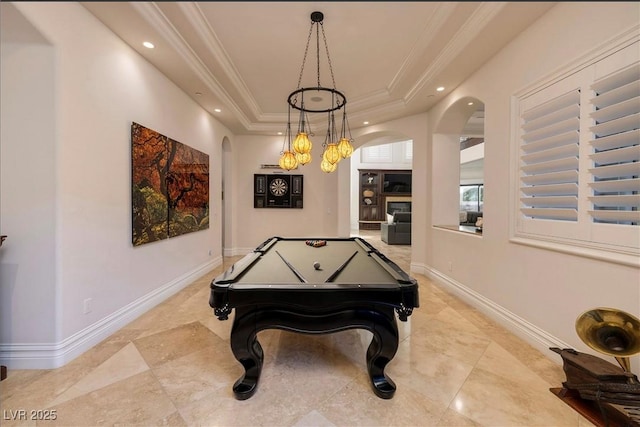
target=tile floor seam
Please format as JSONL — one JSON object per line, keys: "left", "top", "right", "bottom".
{"left": 144, "top": 361, "right": 191, "bottom": 426}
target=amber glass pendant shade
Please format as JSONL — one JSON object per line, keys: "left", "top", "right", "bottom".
{"left": 279, "top": 150, "right": 298, "bottom": 170}
{"left": 320, "top": 158, "right": 337, "bottom": 173}
{"left": 296, "top": 151, "right": 311, "bottom": 165}
{"left": 323, "top": 143, "right": 341, "bottom": 165}
{"left": 338, "top": 137, "right": 353, "bottom": 158}
{"left": 293, "top": 132, "right": 312, "bottom": 154}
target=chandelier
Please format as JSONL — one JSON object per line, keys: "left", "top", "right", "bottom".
{"left": 279, "top": 11, "right": 354, "bottom": 173}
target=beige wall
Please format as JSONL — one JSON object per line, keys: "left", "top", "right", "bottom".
{"left": 228, "top": 134, "right": 340, "bottom": 253}
{"left": 420, "top": 2, "right": 639, "bottom": 370}
{"left": 1, "top": 2, "right": 230, "bottom": 368}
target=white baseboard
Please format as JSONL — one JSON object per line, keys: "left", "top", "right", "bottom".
{"left": 0, "top": 257, "right": 222, "bottom": 369}
{"left": 3, "top": 258, "right": 570, "bottom": 370}
{"left": 224, "top": 247, "right": 254, "bottom": 257}
{"left": 410, "top": 262, "right": 571, "bottom": 361}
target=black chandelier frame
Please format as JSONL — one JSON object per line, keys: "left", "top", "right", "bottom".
{"left": 280, "top": 10, "right": 354, "bottom": 172}
{"left": 286, "top": 11, "right": 347, "bottom": 116}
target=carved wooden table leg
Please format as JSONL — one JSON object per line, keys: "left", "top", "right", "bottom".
{"left": 229, "top": 309, "right": 264, "bottom": 400}
{"left": 227, "top": 304, "right": 401, "bottom": 400}
{"left": 365, "top": 308, "right": 399, "bottom": 399}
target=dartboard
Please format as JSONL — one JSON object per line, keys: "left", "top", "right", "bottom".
{"left": 270, "top": 178, "right": 288, "bottom": 196}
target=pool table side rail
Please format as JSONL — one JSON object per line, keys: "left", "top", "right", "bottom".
{"left": 209, "top": 236, "right": 419, "bottom": 320}
{"left": 211, "top": 251, "right": 262, "bottom": 285}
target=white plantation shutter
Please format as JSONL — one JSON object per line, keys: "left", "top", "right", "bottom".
{"left": 513, "top": 40, "right": 639, "bottom": 262}
{"left": 404, "top": 141, "right": 413, "bottom": 161}
{"left": 588, "top": 63, "right": 640, "bottom": 224}
{"left": 361, "top": 143, "right": 392, "bottom": 163}
{"left": 519, "top": 90, "right": 580, "bottom": 221}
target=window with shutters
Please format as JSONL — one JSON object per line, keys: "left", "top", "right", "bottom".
{"left": 512, "top": 40, "right": 639, "bottom": 265}
{"left": 361, "top": 143, "right": 393, "bottom": 163}
{"left": 404, "top": 141, "right": 413, "bottom": 161}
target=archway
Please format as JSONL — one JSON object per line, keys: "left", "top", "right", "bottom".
{"left": 431, "top": 97, "right": 484, "bottom": 229}
{"left": 349, "top": 131, "right": 414, "bottom": 235}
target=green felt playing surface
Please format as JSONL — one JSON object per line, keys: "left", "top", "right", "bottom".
{"left": 234, "top": 238, "right": 398, "bottom": 285}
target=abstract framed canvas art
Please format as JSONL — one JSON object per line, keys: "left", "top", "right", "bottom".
{"left": 131, "top": 122, "right": 209, "bottom": 246}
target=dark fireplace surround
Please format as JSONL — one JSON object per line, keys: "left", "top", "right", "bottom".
{"left": 386, "top": 201, "right": 411, "bottom": 215}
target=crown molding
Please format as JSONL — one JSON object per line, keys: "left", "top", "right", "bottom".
{"left": 405, "top": 2, "right": 506, "bottom": 103}
{"left": 178, "top": 3, "right": 264, "bottom": 121}
{"left": 131, "top": 2, "right": 252, "bottom": 130}
{"left": 388, "top": 2, "right": 456, "bottom": 94}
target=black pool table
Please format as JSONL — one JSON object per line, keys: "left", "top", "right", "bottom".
{"left": 209, "top": 236, "right": 419, "bottom": 400}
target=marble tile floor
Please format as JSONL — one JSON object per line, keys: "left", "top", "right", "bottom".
{"left": 0, "top": 231, "right": 594, "bottom": 427}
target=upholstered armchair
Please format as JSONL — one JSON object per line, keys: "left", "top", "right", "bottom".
{"left": 381, "top": 212, "right": 411, "bottom": 245}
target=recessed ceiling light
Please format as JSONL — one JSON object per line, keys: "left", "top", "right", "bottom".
{"left": 468, "top": 102, "right": 474, "bottom": 106}
{"left": 277, "top": 132, "right": 283, "bottom": 135}
{"left": 214, "top": 108, "right": 221, "bottom": 113}
{"left": 436, "top": 86, "right": 445, "bottom": 92}
{"left": 143, "top": 41, "right": 155, "bottom": 49}
{"left": 363, "top": 121, "right": 369, "bottom": 125}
